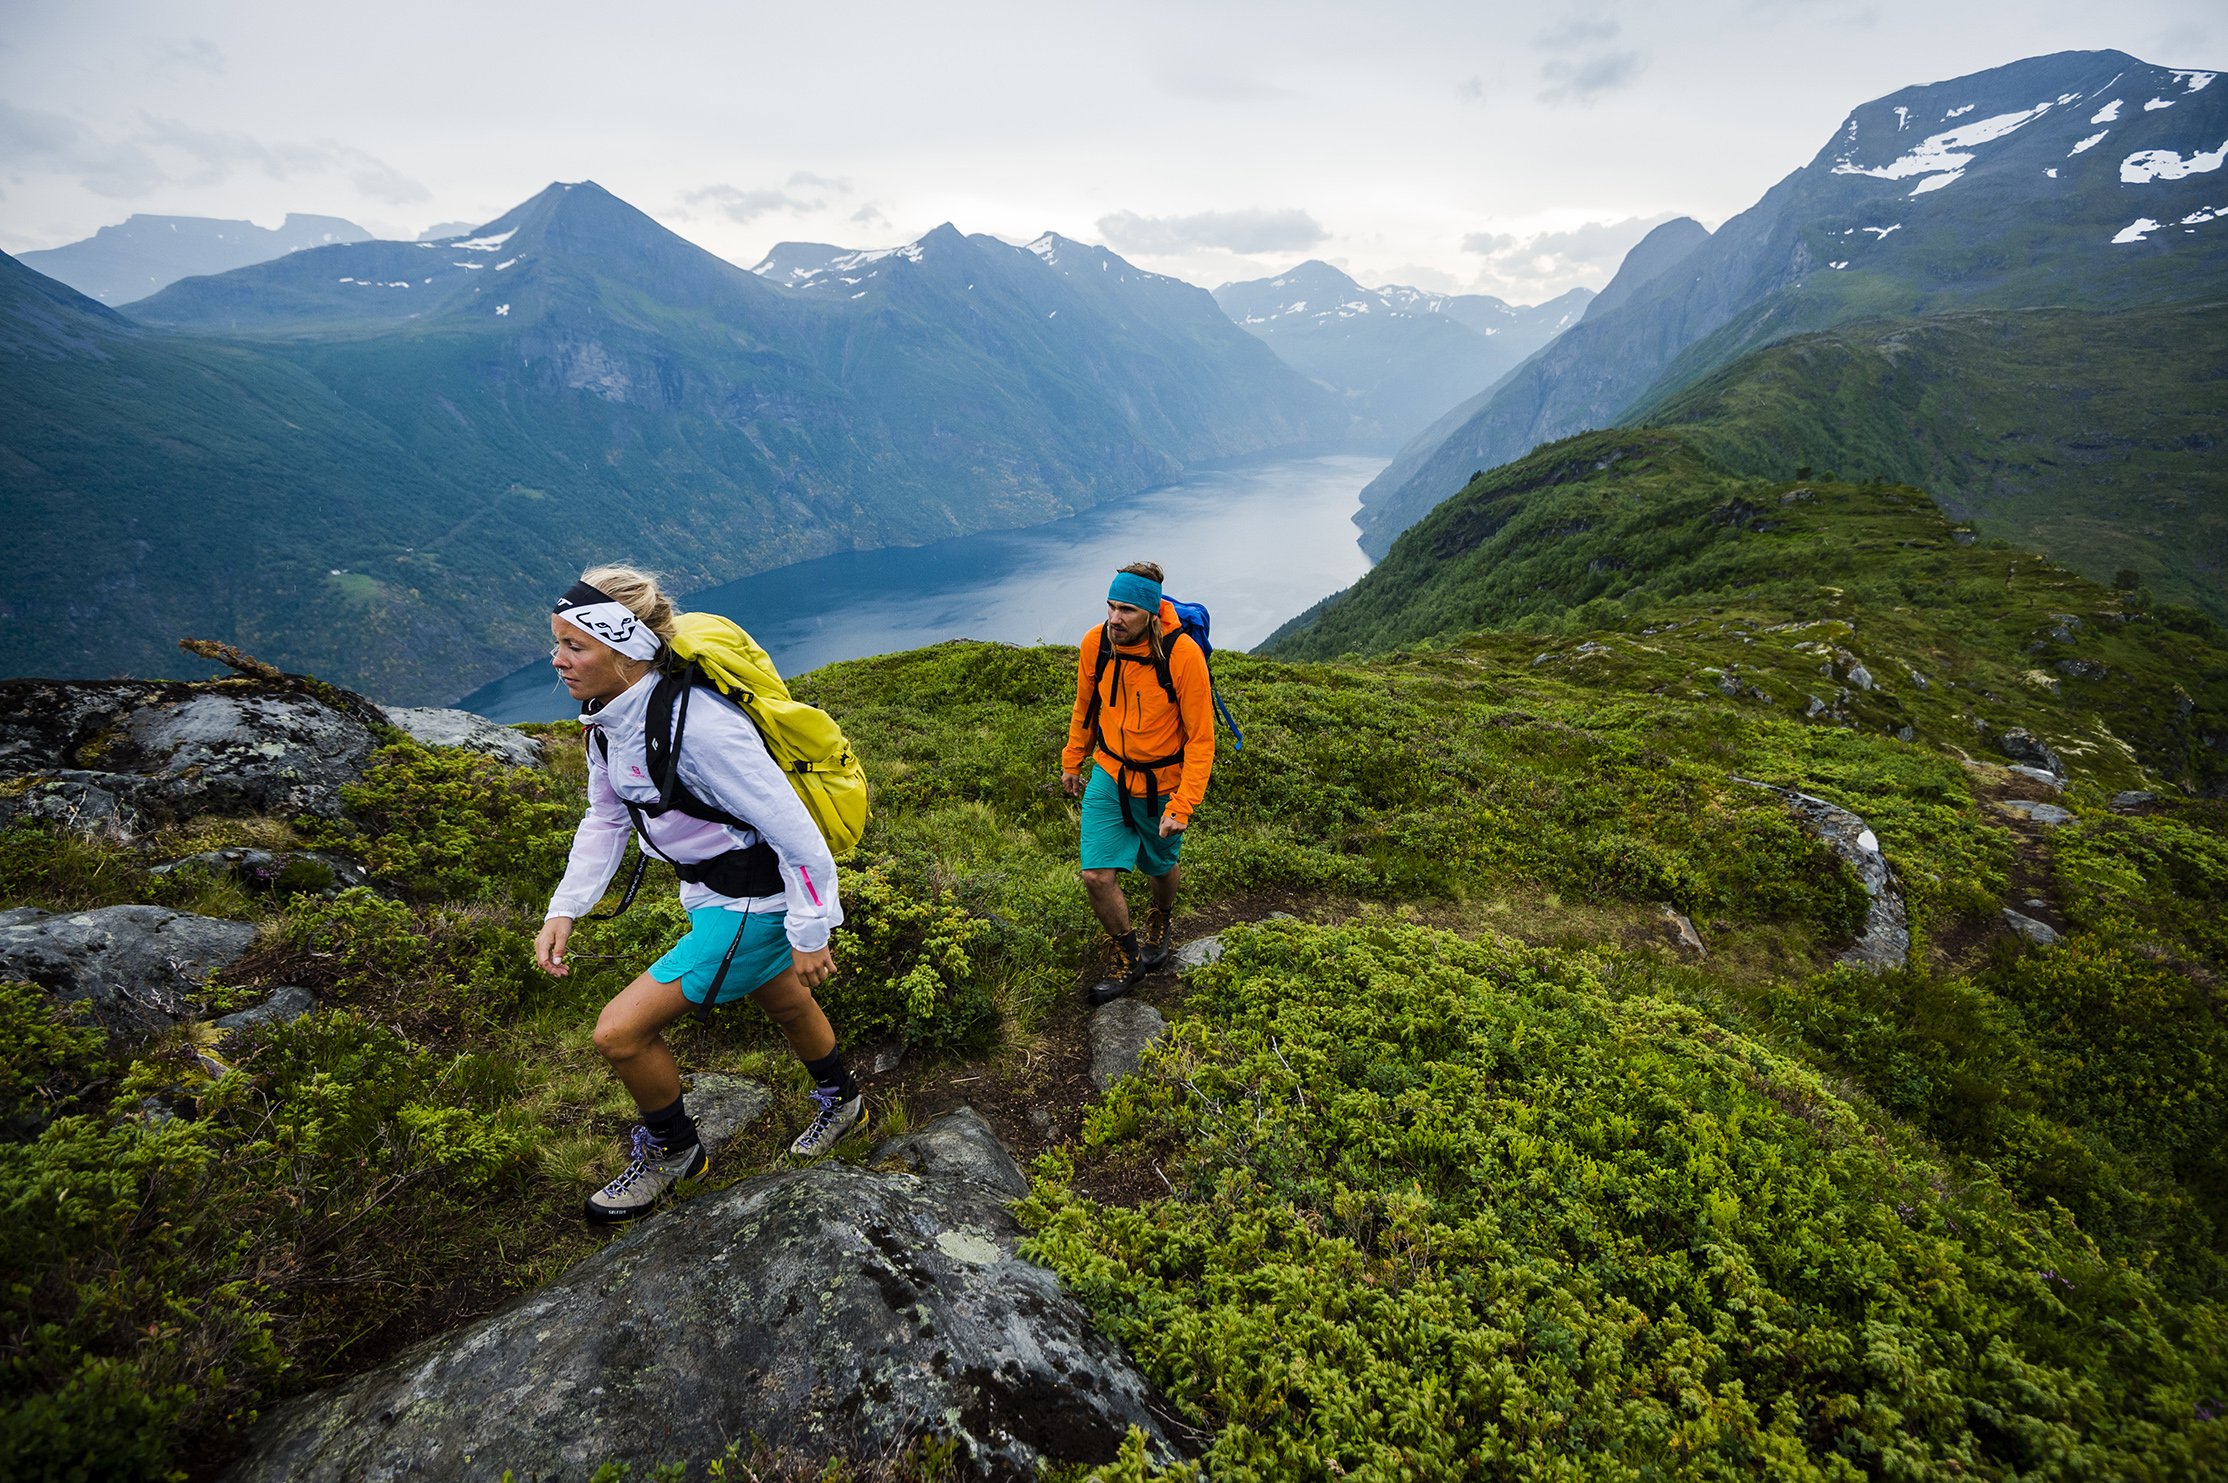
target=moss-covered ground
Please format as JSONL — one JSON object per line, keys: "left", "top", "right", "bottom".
{"left": 4, "top": 469, "right": 2226, "bottom": 1477}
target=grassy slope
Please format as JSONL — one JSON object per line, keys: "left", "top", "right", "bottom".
{"left": 5, "top": 470, "right": 2227, "bottom": 1476}
{"left": 1636, "top": 302, "right": 2228, "bottom": 624}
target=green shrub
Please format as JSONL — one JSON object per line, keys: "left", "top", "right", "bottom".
{"left": 330, "top": 742, "right": 575, "bottom": 902}
{"left": 1021, "top": 920, "right": 2228, "bottom": 1480}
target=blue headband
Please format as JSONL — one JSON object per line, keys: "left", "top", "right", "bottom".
{"left": 1108, "top": 571, "right": 1162, "bottom": 612}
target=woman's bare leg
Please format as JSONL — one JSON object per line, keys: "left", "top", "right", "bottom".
{"left": 749, "top": 966, "right": 836, "bottom": 1061}
{"left": 591, "top": 972, "right": 693, "bottom": 1113}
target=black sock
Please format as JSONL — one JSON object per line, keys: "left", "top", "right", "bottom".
{"left": 643, "top": 1093, "right": 698, "bottom": 1153}
{"left": 1116, "top": 929, "right": 1139, "bottom": 963}
{"left": 801, "top": 1049, "right": 859, "bottom": 1103}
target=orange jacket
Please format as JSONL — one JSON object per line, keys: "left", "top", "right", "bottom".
{"left": 1062, "top": 600, "right": 1217, "bottom": 826}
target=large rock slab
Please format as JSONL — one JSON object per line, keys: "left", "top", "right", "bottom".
{"left": 1732, "top": 777, "right": 1910, "bottom": 971}
{"left": 0, "top": 678, "right": 381, "bottom": 830}
{"left": 0, "top": 904, "right": 259, "bottom": 1034}
{"left": 383, "top": 707, "right": 542, "bottom": 769}
{"left": 876, "top": 1106, "right": 1030, "bottom": 1200}
{"left": 224, "top": 1112, "right": 1182, "bottom": 1483}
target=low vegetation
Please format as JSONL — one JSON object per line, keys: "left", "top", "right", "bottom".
{"left": 5, "top": 450, "right": 2226, "bottom": 1477}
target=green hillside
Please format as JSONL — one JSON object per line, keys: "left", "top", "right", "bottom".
{"left": 1635, "top": 302, "right": 2228, "bottom": 624}
{"left": 7, "top": 446, "right": 2227, "bottom": 1475}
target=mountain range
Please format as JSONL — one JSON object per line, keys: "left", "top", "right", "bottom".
{"left": 16, "top": 212, "right": 371, "bottom": 307}
{"left": 2, "top": 182, "right": 1342, "bottom": 700}
{"left": 1210, "top": 263, "right": 1590, "bottom": 443}
{"left": 1355, "top": 50, "right": 2228, "bottom": 571}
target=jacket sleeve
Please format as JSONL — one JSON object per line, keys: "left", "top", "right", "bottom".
{"left": 1061, "top": 627, "right": 1101, "bottom": 777}
{"left": 1166, "top": 636, "right": 1218, "bottom": 826}
{"left": 674, "top": 699, "right": 844, "bottom": 955}
{"left": 546, "top": 736, "right": 633, "bottom": 920}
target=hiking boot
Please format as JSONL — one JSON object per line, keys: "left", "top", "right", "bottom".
{"left": 1087, "top": 947, "right": 1147, "bottom": 1006}
{"left": 1137, "top": 909, "right": 1172, "bottom": 973}
{"left": 790, "top": 1087, "right": 868, "bottom": 1159}
{"left": 583, "top": 1124, "right": 709, "bottom": 1225}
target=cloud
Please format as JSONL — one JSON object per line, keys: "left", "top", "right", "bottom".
{"left": 787, "top": 170, "right": 852, "bottom": 193}
{"left": 1533, "top": 17, "right": 1621, "bottom": 47}
{"left": 1460, "top": 212, "right": 1682, "bottom": 298}
{"left": 0, "top": 105, "right": 427, "bottom": 202}
{"left": 680, "top": 183, "right": 823, "bottom": 223}
{"left": 1154, "top": 67, "right": 1296, "bottom": 103}
{"left": 1457, "top": 76, "right": 1487, "bottom": 104}
{"left": 138, "top": 117, "right": 430, "bottom": 202}
{"left": 850, "top": 203, "right": 890, "bottom": 228}
{"left": 1097, "top": 207, "right": 1328, "bottom": 256}
{"left": 160, "top": 38, "right": 225, "bottom": 76}
{"left": 1539, "top": 48, "right": 1645, "bottom": 104}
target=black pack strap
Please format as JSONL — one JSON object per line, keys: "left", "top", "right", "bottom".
{"left": 691, "top": 915, "right": 752, "bottom": 1023}
{"left": 585, "top": 726, "right": 783, "bottom": 917}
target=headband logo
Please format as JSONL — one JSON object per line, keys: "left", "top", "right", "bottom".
{"left": 565, "top": 606, "right": 641, "bottom": 646}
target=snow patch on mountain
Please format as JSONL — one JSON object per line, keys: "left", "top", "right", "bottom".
{"left": 451, "top": 229, "right": 518, "bottom": 253}
{"left": 2112, "top": 218, "right": 2163, "bottom": 243}
{"left": 2091, "top": 99, "right": 2124, "bottom": 123}
{"left": 2122, "top": 139, "right": 2228, "bottom": 183}
{"left": 2145, "top": 98, "right": 2176, "bottom": 112}
{"left": 1835, "top": 102, "right": 2055, "bottom": 182}
{"left": 2071, "top": 132, "right": 2110, "bottom": 155}
{"left": 2173, "top": 71, "right": 2217, "bottom": 92}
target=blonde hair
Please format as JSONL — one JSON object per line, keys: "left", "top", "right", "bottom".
{"left": 579, "top": 564, "right": 681, "bottom": 647}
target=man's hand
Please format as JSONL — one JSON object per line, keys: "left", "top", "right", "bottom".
{"left": 1062, "top": 771, "right": 1083, "bottom": 799}
{"left": 1159, "top": 814, "right": 1185, "bottom": 838}
{"left": 792, "top": 944, "right": 837, "bottom": 990}
{"left": 535, "top": 916, "right": 574, "bottom": 977}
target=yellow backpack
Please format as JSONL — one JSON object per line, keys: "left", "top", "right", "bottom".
{"left": 661, "top": 611, "right": 870, "bottom": 856}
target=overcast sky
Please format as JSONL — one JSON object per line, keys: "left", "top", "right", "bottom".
{"left": 3, "top": 1, "right": 2220, "bottom": 304}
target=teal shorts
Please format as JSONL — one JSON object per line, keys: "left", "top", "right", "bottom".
{"left": 650, "top": 907, "right": 795, "bottom": 1006}
{"left": 1080, "top": 764, "right": 1183, "bottom": 877}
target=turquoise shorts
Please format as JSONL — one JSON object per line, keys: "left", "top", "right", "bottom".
{"left": 1080, "top": 764, "right": 1183, "bottom": 877}
{"left": 650, "top": 907, "right": 796, "bottom": 1006}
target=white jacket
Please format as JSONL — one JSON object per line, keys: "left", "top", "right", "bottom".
{"left": 544, "top": 673, "right": 843, "bottom": 954}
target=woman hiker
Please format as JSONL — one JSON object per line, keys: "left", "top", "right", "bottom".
{"left": 533, "top": 566, "right": 867, "bottom": 1223}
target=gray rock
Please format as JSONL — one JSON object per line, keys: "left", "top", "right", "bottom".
{"left": 213, "top": 986, "right": 319, "bottom": 1033}
{"left": 152, "top": 848, "right": 369, "bottom": 896}
{"left": 2000, "top": 800, "right": 2076, "bottom": 827}
{"left": 1731, "top": 778, "right": 1908, "bottom": 970}
{"left": 223, "top": 1129, "right": 1182, "bottom": 1483}
{"left": 684, "top": 1073, "right": 774, "bottom": 1151}
{"left": 1174, "top": 934, "right": 1224, "bottom": 971}
{"left": 2111, "top": 790, "right": 2157, "bottom": 812}
{"left": 0, "top": 679, "right": 380, "bottom": 827}
{"left": 0, "top": 907, "right": 51, "bottom": 928}
{"left": 876, "top": 1106, "right": 1030, "bottom": 1200}
{"left": 862, "top": 1039, "right": 907, "bottom": 1076}
{"left": 1997, "top": 728, "right": 2066, "bottom": 780}
{"left": 1805, "top": 696, "right": 1829, "bottom": 718}
{"left": 0, "top": 777, "right": 133, "bottom": 838}
{"left": 2004, "top": 765, "right": 2062, "bottom": 790}
{"left": 1661, "top": 906, "right": 1706, "bottom": 956}
{"left": 0, "top": 905, "right": 259, "bottom": 1034}
{"left": 1090, "top": 1000, "right": 1170, "bottom": 1092}
{"left": 2055, "top": 659, "right": 2108, "bottom": 681}
{"left": 1846, "top": 663, "right": 1875, "bottom": 692}
{"left": 2002, "top": 910, "right": 2061, "bottom": 947}
{"left": 383, "top": 707, "right": 543, "bottom": 769}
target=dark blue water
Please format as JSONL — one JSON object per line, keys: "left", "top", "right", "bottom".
{"left": 459, "top": 452, "right": 1387, "bottom": 722}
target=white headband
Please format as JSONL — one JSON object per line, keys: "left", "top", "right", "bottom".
{"left": 554, "top": 584, "right": 662, "bottom": 661}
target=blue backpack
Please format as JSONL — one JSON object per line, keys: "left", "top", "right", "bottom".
{"left": 1089, "top": 597, "right": 1245, "bottom": 750}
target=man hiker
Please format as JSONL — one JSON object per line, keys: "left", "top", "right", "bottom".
{"left": 1061, "top": 561, "right": 1216, "bottom": 1005}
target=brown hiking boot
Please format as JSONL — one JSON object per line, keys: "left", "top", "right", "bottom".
{"left": 1137, "top": 908, "right": 1172, "bottom": 973}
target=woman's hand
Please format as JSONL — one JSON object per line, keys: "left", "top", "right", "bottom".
{"left": 535, "top": 917, "right": 574, "bottom": 977}
{"left": 791, "top": 944, "right": 836, "bottom": 990}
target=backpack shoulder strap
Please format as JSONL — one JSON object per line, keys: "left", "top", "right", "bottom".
{"left": 641, "top": 668, "right": 751, "bottom": 830}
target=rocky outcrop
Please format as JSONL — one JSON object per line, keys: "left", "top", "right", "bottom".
{"left": 383, "top": 707, "right": 542, "bottom": 769}
{"left": 0, "top": 677, "right": 381, "bottom": 832}
{"left": 1997, "top": 728, "right": 2066, "bottom": 781}
{"left": 0, "top": 904, "right": 259, "bottom": 1034}
{"left": 1090, "top": 1000, "right": 1170, "bottom": 1091}
{"left": 1731, "top": 778, "right": 1909, "bottom": 970}
{"left": 152, "top": 847, "right": 370, "bottom": 896}
{"left": 223, "top": 1110, "right": 1182, "bottom": 1483}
